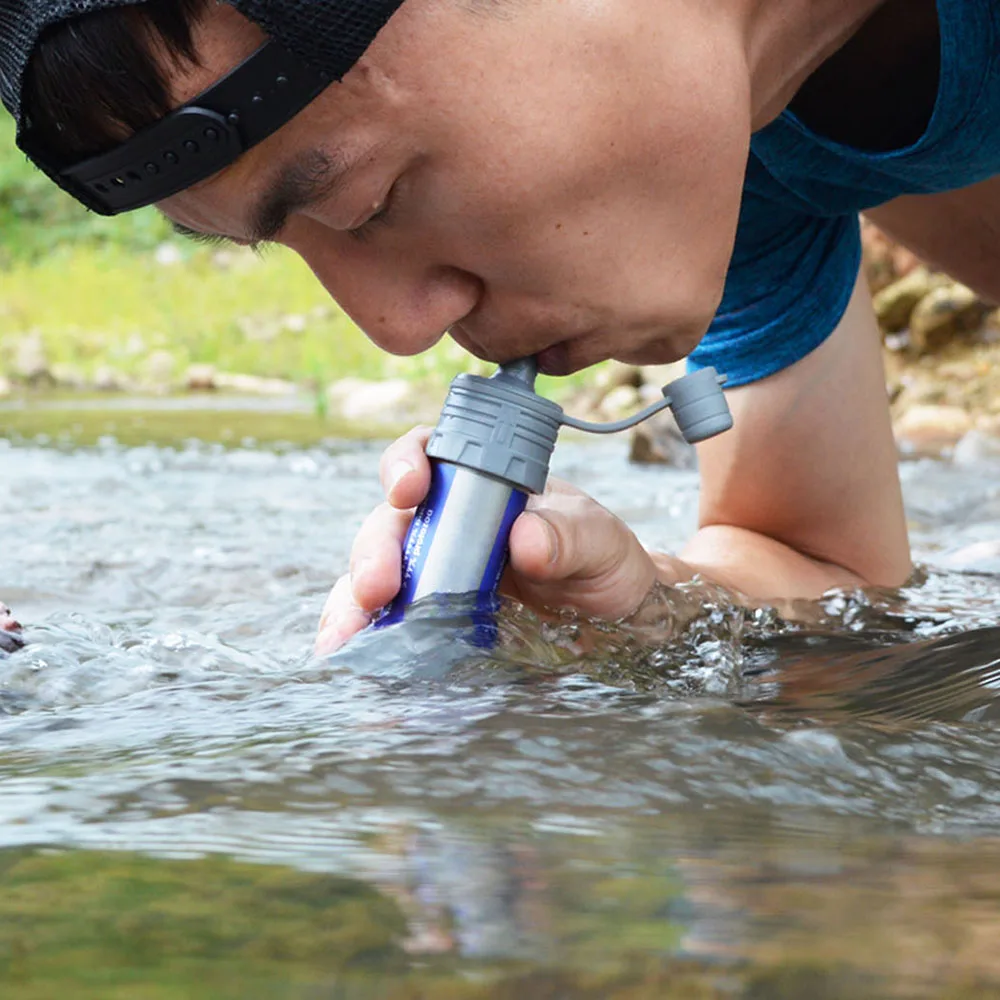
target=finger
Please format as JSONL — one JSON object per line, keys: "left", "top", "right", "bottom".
{"left": 508, "top": 493, "right": 656, "bottom": 619}
{"left": 315, "top": 576, "right": 370, "bottom": 656}
{"left": 349, "top": 502, "right": 414, "bottom": 611}
{"left": 378, "top": 426, "right": 434, "bottom": 509}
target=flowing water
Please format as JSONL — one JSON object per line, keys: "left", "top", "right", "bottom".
{"left": 2, "top": 411, "right": 1000, "bottom": 999}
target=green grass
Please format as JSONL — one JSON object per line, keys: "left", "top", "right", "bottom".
{"left": 0, "top": 111, "right": 593, "bottom": 398}
{"left": 0, "top": 108, "right": 481, "bottom": 387}
{"left": 0, "top": 241, "right": 482, "bottom": 386}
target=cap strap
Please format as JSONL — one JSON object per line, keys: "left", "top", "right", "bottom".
{"left": 20, "top": 38, "right": 332, "bottom": 216}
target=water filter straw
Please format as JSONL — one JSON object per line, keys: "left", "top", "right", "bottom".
{"left": 374, "top": 359, "right": 733, "bottom": 638}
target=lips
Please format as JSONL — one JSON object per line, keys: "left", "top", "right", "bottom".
{"left": 535, "top": 341, "right": 572, "bottom": 376}
{"left": 450, "top": 320, "right": 608, "bottom": 376}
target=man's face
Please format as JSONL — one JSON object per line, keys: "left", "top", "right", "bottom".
{"left": 163, "top": 0, "right": 751, "bottom": 375}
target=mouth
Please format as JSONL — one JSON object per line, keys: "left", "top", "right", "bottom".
{"left": 449, "top": 322, "right": 617, "bottom": 377}
{"left": 535, "top": 341, "right": 574, "bottom": 376}
{"left": 450, "top": 324, "right": 578, "bottom": 375}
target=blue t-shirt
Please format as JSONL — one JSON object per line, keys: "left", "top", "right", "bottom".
{"left": 689, "top": 0, "right": 1000, "bottom": 386}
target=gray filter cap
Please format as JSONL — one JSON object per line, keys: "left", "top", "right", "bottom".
{"left": 426, "top": 359, "right": 563, "bottom": 495}
{"left": 427, "top": 359, "right": 733, "bottom": 496}
{"left": 660, "top": 366, "right": 735, "bottom": 443}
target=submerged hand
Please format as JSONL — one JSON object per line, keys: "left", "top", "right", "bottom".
{"left": 314, "top": 427, "right": 673, "bottom": 655}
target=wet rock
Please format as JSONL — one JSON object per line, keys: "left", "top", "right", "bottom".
{"left": 872, "top": 268, "right": 945, "bottom": 333}
{"left": 953, "top": 428, "right": 1000, "bottom": 467}
{"left": 561, "top": 361, "right": 642, "bottom": 420}
{"left": 0, "top": 631, "right": 21, "bottom": 655}
{"left": 891, "top": 374, "right": 947, "bottom": 410}
{"left": 214, "top": 372, "right": 297, "bottom": 396}
{"left": 908, "top": 282, "right": 988, "bottom": 355}
{"left": 185, "top": 364, "right": 218, "bottom": 391}
{"left": 894, "top": 404, "right": 973, "bottom": 455}
{"left": 629, "top": 408, "right": 696, "bottom": 468}
{"left": 12, "top": 332, "right": 53, "bottom": 386}
{"left": 327, "top": 377, "right": 419, "bottom": 424}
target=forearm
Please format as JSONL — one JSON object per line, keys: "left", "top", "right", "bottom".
{"left": 674, "top": 274, "right": 913, "bottom": 604}
{"left": 651, "top": 523, "right": 871, "bottom": 602}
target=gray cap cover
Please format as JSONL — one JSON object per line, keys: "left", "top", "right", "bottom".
{"left": 427, "top": 364, "right": 563, "bottom": 496}
{"left": 666, "top": 367, "right": 735, "bottom": 443}
{"left": 428, "top": 360, "right": 734, "bottom": 496}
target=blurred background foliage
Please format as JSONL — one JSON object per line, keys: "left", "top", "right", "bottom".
{"left": 0, "top": 112, "right": 504, "bottom": 391}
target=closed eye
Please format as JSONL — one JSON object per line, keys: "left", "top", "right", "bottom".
{"left": 170, "top": 221, "right": 241, "bottom": 248}
{"left": 345, "top": 186, "right": 397, "bottom": 243}
{"left": 169, "top": 221, "right": 266, "bottom": 254}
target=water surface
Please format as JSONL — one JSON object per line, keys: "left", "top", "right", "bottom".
{"left": 3, "top": 425, "right": 1000, "bottom": 998}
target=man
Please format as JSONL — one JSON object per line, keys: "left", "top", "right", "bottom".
{"left": 2, "top": 0, "right": 997, "bottom": 653}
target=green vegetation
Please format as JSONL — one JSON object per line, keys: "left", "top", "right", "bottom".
{"left": 0, "top": 117, "right": 175, "bottom": 265}
{"left": 0, "top": 110, "right": 467, "bottom": 388}
{"left": 0, "top": 113, "right": 586, "bottom": 400}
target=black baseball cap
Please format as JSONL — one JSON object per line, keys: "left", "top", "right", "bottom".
{"left": 0, "top": 0, "right": 406, "bottom": 214}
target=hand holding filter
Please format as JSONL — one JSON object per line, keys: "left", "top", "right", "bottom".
{"left": 374, "top": 361, "right": 733, "bottom": 635}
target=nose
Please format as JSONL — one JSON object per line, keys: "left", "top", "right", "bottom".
{"left": 293, "top": 231, "right": 483, "bottom": 356}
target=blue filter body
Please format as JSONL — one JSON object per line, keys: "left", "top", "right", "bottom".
{"left": 375, "top": 460, "right": 528, "bottom": 646}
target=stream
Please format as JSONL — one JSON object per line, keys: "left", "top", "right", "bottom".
{"left": 2, "top": 412, "right": 1000, "bottom": 999}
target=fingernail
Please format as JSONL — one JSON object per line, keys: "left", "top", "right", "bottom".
{"left": 389, "top": 460, "right": 414, "bottom": 493}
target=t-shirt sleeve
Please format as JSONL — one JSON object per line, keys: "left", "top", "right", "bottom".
{"left": 687, "top": 153, "right": 863, "bottom": 388}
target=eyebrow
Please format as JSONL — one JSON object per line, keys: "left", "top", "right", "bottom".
{"left": 248, "top": 148, "right": 350, "bottom": 245}
{"left": 169, "top": 148, "right": 352, "bottom": 248}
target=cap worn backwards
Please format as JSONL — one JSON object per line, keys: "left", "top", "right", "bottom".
{"left": 0, "top": 0, "right": 407, "bottom": 213}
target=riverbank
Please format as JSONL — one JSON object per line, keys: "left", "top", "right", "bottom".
{"left": 0, "top": 107, "right": 996, "bottom": 458}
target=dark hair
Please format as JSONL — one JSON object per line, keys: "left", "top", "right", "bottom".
{"left": 22, "top": 0, "right": 208, "bottom": 160}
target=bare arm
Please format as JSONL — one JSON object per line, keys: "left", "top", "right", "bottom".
{"left": 673, "top": 271, "right": 912, "bottom": 599}
{"left": 866, "top": 174, "right": 1000, "bottom": 303}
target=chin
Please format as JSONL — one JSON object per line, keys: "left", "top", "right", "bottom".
{"left": 611, "top": 343, "right": 689, "bottom": 366}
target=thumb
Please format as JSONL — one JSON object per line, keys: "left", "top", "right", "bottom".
{"left": 508, "top": 499, "right": 656, "bottom": 619}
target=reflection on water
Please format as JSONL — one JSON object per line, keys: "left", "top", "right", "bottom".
{"left": 2, "top": 433, "right": 1000, "bottom": 997}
